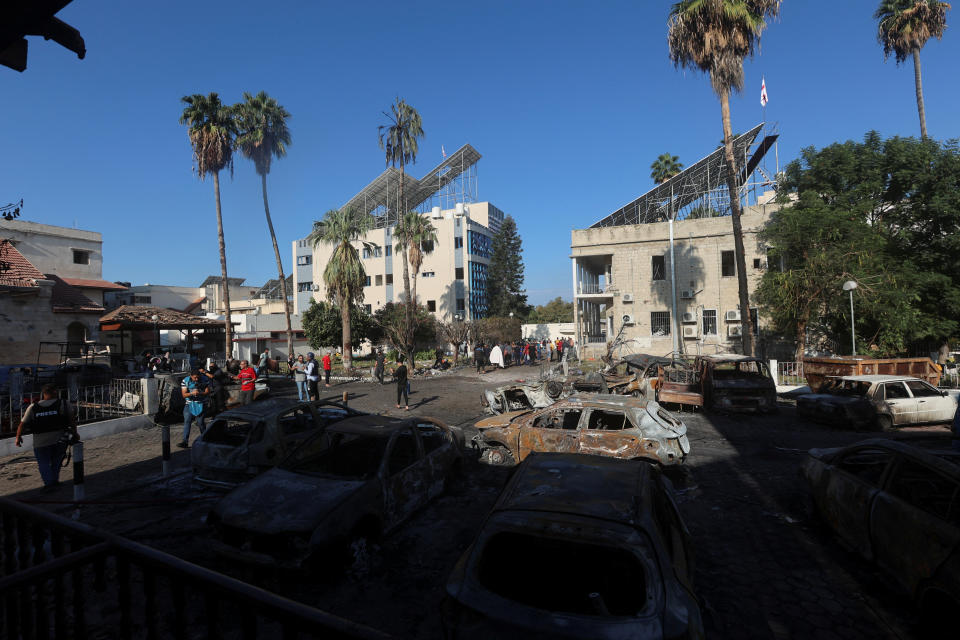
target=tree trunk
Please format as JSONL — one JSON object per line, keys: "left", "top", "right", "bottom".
{"left": 213, "top": 172, "right": 233, "bottom": 357}
{"left": 913, "top": 48, "right": 928, "bottom": 139}
{"left": 409, "top": 248, "right": 419, "bottom": 311}
{"left": 260, "top": 173, "right": 294, "bottom": 358}
{"left": 341, "top": 299, "right": 352, "bottom": 371}
{"left": 398, "top": 160, "right": 414, "bottom": 362}
{"left": 795, "top": 318, "right": 807, "bottom": 363}
{"left": 720, "top": 92, "right": 755, "bottom": 356}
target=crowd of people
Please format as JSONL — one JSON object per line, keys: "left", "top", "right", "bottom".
{"left": 472, "top": 337, "right": 576, "bottom": 373}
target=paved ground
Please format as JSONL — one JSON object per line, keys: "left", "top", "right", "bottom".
{"left": 1, "top": 365, "right": 951, "bottom": 639}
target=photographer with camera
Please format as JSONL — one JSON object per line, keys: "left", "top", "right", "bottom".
{"left": 14, "top": 384, "right": 79, "bottom": 492}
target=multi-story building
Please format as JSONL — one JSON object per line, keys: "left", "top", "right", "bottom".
{"left": 293, "top": 144, "right": 504, "bottom": 323}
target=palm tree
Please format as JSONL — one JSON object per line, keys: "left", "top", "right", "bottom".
{"left": 651, "top": 153, "right": 684, "bottom": 184}
{"left": 668, "top": 0, "right": 781, "bottom": 356}
{"left": 875, "top": 0, "right": 951, "bottom": 138}
{"left": 378, "top": 98, "right": 424, "bottom": 358}
{"left": 396, "top": 211, "right": 439, "bottom": 308}
{"left": 234, "top": 91, "right": 295, "bottom": 358}
{"left": 180, "top": 92, "right": 238, "bottom": 357}
{"left": 307, "top": 208, "right": 373, "bottom": 370}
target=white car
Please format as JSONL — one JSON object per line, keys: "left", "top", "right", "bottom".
{"left": 797, "top": 375, "right": 957, "bottom": 430}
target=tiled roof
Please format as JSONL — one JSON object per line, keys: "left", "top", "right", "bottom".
{"left": 47, "top": 274, "right": 104, "bottom": 313}
{"left": 100, "top": 305, "right": 225, "bottom": 329}
{"left": 61, "top": 277, "right": 128, "bottom": 290}
{"left": 0, "top": 242, "right": 44, "bottom": 287}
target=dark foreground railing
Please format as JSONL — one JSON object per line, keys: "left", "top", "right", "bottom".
{"left": 0, "top": 497, "right": 390, "bottom": 640}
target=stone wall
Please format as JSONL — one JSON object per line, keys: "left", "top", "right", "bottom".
{"left": 0, "top": 280, "right": 101, "bottom": 364}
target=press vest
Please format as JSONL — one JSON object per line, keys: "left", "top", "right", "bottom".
{"left": 30, "top": 400, "right": 67, "bottom": 434}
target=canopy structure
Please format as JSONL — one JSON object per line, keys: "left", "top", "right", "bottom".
{"left": 99, "top": 305, "right": 224, "bottom": 332}
{"left": 590, "top": 124, "right": 779, "bottom": 228}
{"left": 341, "top": 143, "right": 482, "bottom": 228}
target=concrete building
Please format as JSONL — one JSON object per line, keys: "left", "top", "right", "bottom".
{"left": 293, "top": 144, "right": 503, "bottom": 324}
{"left": 106, "top": 284, "right": 206, "bottom": 314}
{"left": 571, "top": 125, "right": 783, "bottom": 358}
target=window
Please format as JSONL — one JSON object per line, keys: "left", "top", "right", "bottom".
{"left": 587, "top": 410, "right": 628, "bottom": 431}
{"left": 836, "top": 448, "right": 892, "bottom": 486}
{"left": 454, "top": 237, "right": 463, "bottom": 249}
{"left": 364, "top": 276, "right": 371, "bottom": 287}
{"left": 362, "top": 247, "right": 372, "bottom": 259}
{"left": 364, "top": 304, "right": 372, "bottom": 314}
{"left": 386, "top": 274, "right": 393, "bottom": 285}
{"left": 468, "top": 231, "right": 493, "bottom": 258}
{"left": 279, "top": 408, "right": 316, "bottom": 436}
{"left": 297, "top": 281, "right": 313, "bottom": 293}
{"left": 388, "top": 431, "right": 419, "bottom": 475}
{"left": 417, "top": 423, "right": 449, "bottom": 455}
{"left": 532, "top": 409, "right": 582, "bottom": 430}
{"left": 296, "top": 255, "right": 312, "bottom": 266}
{"left": 133, "top": 295, "right": 152, "bottom": 304}
{"left": 72, "top": 250, "right": 90, "bottom": 265}
{"left": 652, "top": 255, "right": 665, "bottom": 281}
{"left": 422, "top": 271, "right": 435, "bottom": 278}
{"left": 374, "top": 246, "right": 383, "bottom": 258}
{"left": 455, "top": 267, "right": 464, "bottom": 280}
{"left": 386, "top": 246, "right": 391, "bottom": 256}
{"left": 721, "top": 251, "right": 736, "bottom": 277}
{"left": 651, "top": 311, "right": 671, "bottom": 336}
{"left": 456, "top": 298, "right": 465, "bottom": 312}
{"left": 375, "top": 275, "right": 383, "bottom": 286}
{"left": 906, "top": 380, "right": 941, "bottom": 398}
{"left": 427, "top": 300, "right": 436, "bottom": 312}
{"left": 887, "top": 459, "right": 960, "bottom": 523}
{"left": 753, "top": 258, "right": 762, "bottom": 269}
{"left": 702, "top": 310, "right": 717, "bottom": 336}
{"left": 884, "top": 383, "right": 910, "bottom": 399}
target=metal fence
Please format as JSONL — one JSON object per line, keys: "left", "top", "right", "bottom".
{"left": 0, "top": 496, "right": 389, "bottom": 640}
{"left": 777, "top": 361, "right": 806, "bottom": 386}
{"left": 1, "top": 379, "right": 143, "bottom": 436}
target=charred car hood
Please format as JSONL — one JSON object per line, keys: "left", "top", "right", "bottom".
{"left": 712, "top": 378, "right": 774, "bottom": 391}
{"left": 476, "top": 410, "right": 530, "bottom": 429}
{"left": 213, "top": 468, "right": 365, "bottom": 534}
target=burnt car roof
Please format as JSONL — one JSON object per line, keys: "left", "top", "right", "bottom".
{"left": 698, "top": 354, "right": 765, "bottom": 363}
{"left": 817, "top": 438, "right": 960, "bottom": 479}
{"left": 495, "top": 452, "right": 653, "bottom": 525}
{"left": 214, "top": 398, "right": 353, "bottom": 420}
{"left": 326, "top": 414, "right": 416, "bottom": 437}
{"left": 554, "top": 393, "right": 650, "bottom": 409}
{"left": 621, "top": 354, "right": 675, "bottom": 369}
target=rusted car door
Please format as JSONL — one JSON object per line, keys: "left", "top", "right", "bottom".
{"left": 869, "top": 457, "right": 960, "bottom": 595}
{"left": 517, "top": 407, "right": 583, "bottom": 460}
{"left": 382, "top": 427, "right": 429, "bottom": 528}
{"left": 578, "top": 408, "right": 639, "bottom": 459}
{"left": 878, "top": 382, "right": 918, "bottom": 425}
{"left": 818, "top": 447, "right": 894, "bottom": 557}
{"left": 905, "top": 380, "right": 954, "bottom": 423}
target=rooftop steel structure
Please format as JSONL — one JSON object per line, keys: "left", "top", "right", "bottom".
{"left": 343, "top": 144, "right": 482, "bottom": 228}
{"left": 590, "top": 124, "right": 779, "bottom": 228}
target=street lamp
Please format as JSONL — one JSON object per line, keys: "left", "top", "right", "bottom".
{"left": 151, "top": 314, "right": 160, "bottom": 349}
{"left": 842, "top": 281, "right": 858, "bottom": 355}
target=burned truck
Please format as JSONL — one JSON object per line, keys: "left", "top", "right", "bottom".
{"left": 695, "top": 354, "right": 776, "bottom": 413}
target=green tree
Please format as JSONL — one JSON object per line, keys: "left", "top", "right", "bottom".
{"left": 875, "top": 0, "right": 951, "bottom": 138}
{"left": 487, "top": 215, "right": 527, "bottom": 317}
{"left": 526, "top": 297, "right": 574, "bottom": 323}
{"left": 650, "top": 153, "right": 683, "bottom": 184}
{"left": 307, "top": 208, "right": 373, "bottom": 370}
{"left": 379, "top": 98, "right": 424, "bottom": 358}
{"left": 179, "top": 93, "right": 238, "bottom": 356}
{"left": 371, "top": 302, "right": 437, "bottom": 355}
{"left": 234, "top": 91, "right": 294, "bottom": 357}
{"left": 668, "top": 0, "right": 781, "bottom": 355}
{"left": 396, "top": 211, "right": 438, "bottom": 308}
{"left": 301, "top": 299, "right": 374, "bottom": 351}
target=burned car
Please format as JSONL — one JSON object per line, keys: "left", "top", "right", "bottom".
{"left": 481, "top": 379, "right": 567, "bottom": 415}
{"left": 209, "top": 415, "right": 464, "bottom": 569}
{"left": 695, "top": 354, "right": 776, "bottom": 413}
{"left": 191, "top": 398, "right": 363, "bottom": 487}
{"left": 442, "top": 452, "right": 703, "bottom": 639}
{"left": 474, "top": 394, "right": 689, "bottom": 467}
{"left": 802, "top": 439, "right": 960, "bottom": 626}
{"left": 797, "top": 375, "right": 957, "bottom": 431}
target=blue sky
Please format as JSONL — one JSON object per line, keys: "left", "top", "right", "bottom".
{"left": 4, "top": 1, "right": 958, "bottom": 305}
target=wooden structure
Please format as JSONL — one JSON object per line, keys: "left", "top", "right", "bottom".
{"left": 803, "top": 356, "right": 942, "bottom": 392}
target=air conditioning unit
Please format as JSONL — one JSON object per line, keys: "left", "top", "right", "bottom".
{"left": 431, "top": 206, "right": 442, "bottom": 219}
{"left": 680, "top": 289, "right": 694, "bottom": 299}
{"left": 682, "top": 312, "right": 696, "bottom": 324}
{"left": 622, "top": 293, "right": 634, "bottom": 302}
{"left": 622, "top": 314, "right": 635, "bottom": 325}
{"left": 682, "top": 326, "right": 697, "bottom": 339}
{"left": 728, "top": 324, "right": 743, "bottom": 337}
{"left": 311, "top": 284, "right": 320, "bottom": 292}
{"left": 725, "top": 310, "right": 741, "bottom": 322}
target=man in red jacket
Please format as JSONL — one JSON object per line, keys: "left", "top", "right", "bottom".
{"left": 322, "top": 352, "right": 332, "bottom": 387}
{"left": 236, "top": 360, "right": 257, "bottom": 405}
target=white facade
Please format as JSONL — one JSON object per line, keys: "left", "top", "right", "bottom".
{"left": 106, "top": 285, "right": 205, "bottom": 312}
{"left": 293, "top": 202, "right": 505, "bottom": 323}
{"left": 0, "top": 220, "right": 102, "bottom": 281}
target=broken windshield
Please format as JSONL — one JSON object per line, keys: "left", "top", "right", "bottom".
{"left": 285, "top": 432, "right": 387, "bottom": 480}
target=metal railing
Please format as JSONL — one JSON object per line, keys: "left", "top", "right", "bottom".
{"left": 777, "top": 361, "right": 806, "bottom": 386}
{"left": 578, "top": 283, "right": 610, "bottom": 295}
{"left": 1, "top": 379, "right": 143, "bottom": 435}
{"left": 585, "top": 335, "right": 608, "bottom": 344}
{"left": 0, "top": 496, "right": 389, "bottom": 640}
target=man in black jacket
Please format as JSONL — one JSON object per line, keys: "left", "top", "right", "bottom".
{"left": 15, "top": 384, "right": 78, "bottom": 491}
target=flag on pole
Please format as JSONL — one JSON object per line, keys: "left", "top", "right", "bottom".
{"left": 760, "top": 77, "right": 768, "bottom": 107}
{"left": 441, "top": 145, "right": 446, "bottom": 159}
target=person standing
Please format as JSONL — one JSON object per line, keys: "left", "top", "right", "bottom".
{"left": 292, "top": 355, "right": 308, "bottom": 401}
{"left": 305, "top": 352, "right": 319, "bottom": 400}
{"left": 374, "top": 349, "right": 386, "bottom": 384}
{"left": 14, "top": 384, "right": 78, "bottom": 491}
{"left": 236, "top": 360, "right": 257, "bottom": 406}
{"left": 258, "top": 348, "right": 270, "bottom": 380}
{"left": 322, "top": 351, "right": 332, "bottom": 387}
{"left": 489, "top": 343, "right": 504, "bottom": 369}
{"left": 201, "top": 364, "right": 230, "bottom": 414}
{"left": 556, "top": 338, "right": 564, "bottom": 362}
{"left": 178, "top": 370, "right": 210, "bottom": 448}
{"left": 475, "top": 343, "right": 486, "bottom": 374}
{"left": 393, "top": 356, "right": 409, "bottom": 410}
{"left": 287, "top": 353, "right": 295, "bottom": 379}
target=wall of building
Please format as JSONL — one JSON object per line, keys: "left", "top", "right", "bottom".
{"left": 522, "top": 323, "right": 575, "bottom": 341}
{"left": 0, "top": 281, "right": 101, "bottom": 364}
{"left": 105, "top": 285, "right": 205, "bottom": 311}
{"left": 0, "top": 220, "right": 103, "bottom": 280}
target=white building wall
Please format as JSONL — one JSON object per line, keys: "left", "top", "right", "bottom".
{"left": 0, "top": 220, "right": 102, "bottom": 280}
